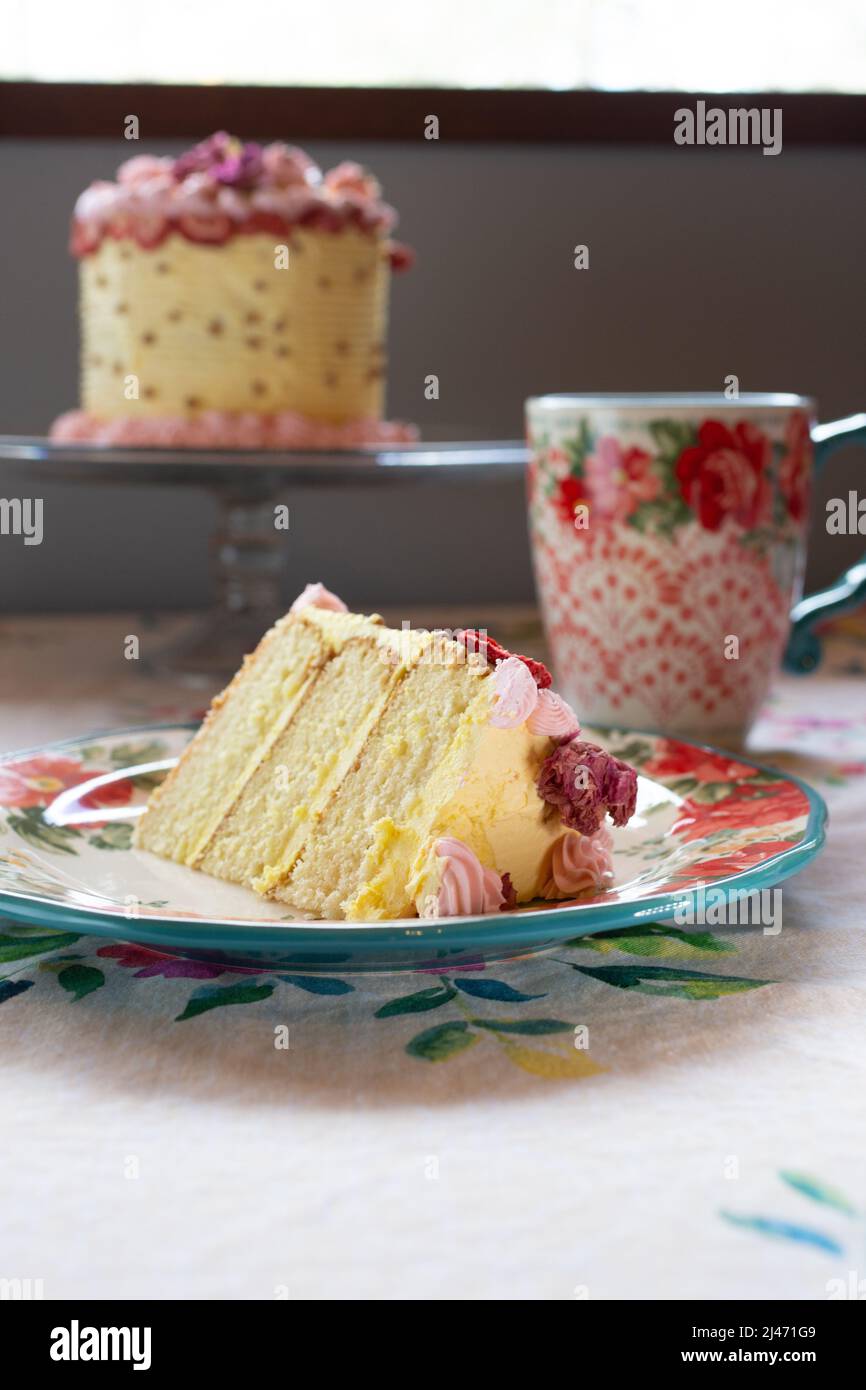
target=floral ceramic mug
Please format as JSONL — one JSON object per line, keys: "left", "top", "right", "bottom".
{"left": 526, "top": 393, "right": 866, "bottom": 744}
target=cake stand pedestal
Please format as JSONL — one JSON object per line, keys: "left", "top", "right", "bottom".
{"left": 0, "top": 438, "right": 526, "bottom": 679}
{"left": 149, "top": 487, "right": 292, "bottom": 683}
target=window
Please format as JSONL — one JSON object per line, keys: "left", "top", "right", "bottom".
{"left": 4, "top": 0, "right": 866, "bottom": 93}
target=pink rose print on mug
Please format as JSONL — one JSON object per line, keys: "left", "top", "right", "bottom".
{"left": 675, "top": 420, "right": 773, "bottom": 531}
{"left": 585, "top": 437, "right": 659, "bottom": 522}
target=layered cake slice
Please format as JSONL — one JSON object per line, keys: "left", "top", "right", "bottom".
{"left": 134, "top": 585, "right": 638, "bottom": 921}
{"left": 51, "top": 134, "right": 415, "bottom": 448}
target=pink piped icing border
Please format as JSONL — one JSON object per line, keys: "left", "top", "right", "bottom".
{"left": 69, "top": 136, "right": 414, "bottom": 263}
{"left": 490, "top": 658, "right": 580, "bottom": 736}
{"left": 49, "top": 409, "right": 419, "bottom": 450}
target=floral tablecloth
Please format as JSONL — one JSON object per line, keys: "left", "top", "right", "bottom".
{"left": 1, "top": 610, "right": 865, "bottom": 1301}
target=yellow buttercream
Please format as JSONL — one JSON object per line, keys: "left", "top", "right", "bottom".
{"left": 408, "top": 723, "right": 564, "bottom": 910}
{"left": 80, "top": 227, "right": 390, "bottom": 423}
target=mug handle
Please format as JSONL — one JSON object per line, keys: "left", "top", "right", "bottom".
{"left": 784, "top": 412, "right": 866, "bottom": 673}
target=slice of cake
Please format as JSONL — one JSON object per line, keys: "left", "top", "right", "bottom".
{"left": 134, "top": 584, "right": 638, "bottom": 921}
{"left": 51, "top": 134, "right": 415, "bottom": 448}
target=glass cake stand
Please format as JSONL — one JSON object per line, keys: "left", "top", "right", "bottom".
{"left": 0, "top": 437, "right": 527, "bottom": 679}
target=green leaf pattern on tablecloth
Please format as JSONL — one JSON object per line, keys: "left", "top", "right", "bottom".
{"left": 375, "top": 985, "right": 457, "bottom": 1017}
{"left": 722, "top": 1172, "right": 860, "bottom": 1259}
{"left": 0, "top": 918, "right": 777, "bottom": 1072}
{"left": 0, "top": 978, "right": 34, "bottom": 1005}
{"left": 720, "top": 1212, "right": 845, "bottom": 1256}
{"left": 569, "top": 963, "right": 771, "bottom": 1000}
{"left": 567, "top": 923, "right": 736, "bottom": 958}
{"left": 0, "top": 926, "right": 81, "bottom": 963}
{"left": 175, "top": 981, "right": 277, "bottom": 1022}
{"left": 778, "top": 1171, "right": 859, "bottom": 1217}
{"left": 57, "top": 964, "right": 106, "bottom": 1001}
{"left": 406, "top": 1021, "right": 480, "bottom": 1062}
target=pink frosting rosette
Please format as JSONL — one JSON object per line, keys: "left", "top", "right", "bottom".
{"left": 261, "top": 143, "right": 321, "bottom": 188}
{"left": 489, "top": 656, "right": 540, "bottom": 729}
{"left": 527, "top": 688, "right": 580, "bottom": 740}
{"left": 289, "top": 583, "right": 348, "bottom": 615}
{"left": 324, "top": 161, "right": 381, "bottom": 200}
{"left": 431, "top": 837, "right": 505, "bottom": 916}
{"left": 117, "top": 155, "right": 174, "bottom": 186}
{"left": 544, "top": 824, "right": 615, "bottom": 898}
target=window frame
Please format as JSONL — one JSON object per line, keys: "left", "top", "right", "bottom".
{"left": 1, "top": 82, "right": 864, "bottom": 143}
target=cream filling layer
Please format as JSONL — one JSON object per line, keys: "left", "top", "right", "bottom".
{"left": 248, "top": 613, "right": 434, "bottom": 896}
{"left": 188, "top": 609, "right": 391, "bottom": 870}
{"left": 250, "top": 645, "right": 406, "bottom": 895}
{"left": 135, "top": 614, "right": 326, "bottom": 866}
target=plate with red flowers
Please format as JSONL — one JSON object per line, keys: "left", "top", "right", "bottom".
{"left": 0, "top": 724, "right": 825, "bottom": 972}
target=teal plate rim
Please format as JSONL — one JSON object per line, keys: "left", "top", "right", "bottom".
{"left": 0, "top": 722, "right": 828, "bottom": 960}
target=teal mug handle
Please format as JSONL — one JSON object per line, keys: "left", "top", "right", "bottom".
{"left": 784, "top": 412, "right": 866, "bottom": 674}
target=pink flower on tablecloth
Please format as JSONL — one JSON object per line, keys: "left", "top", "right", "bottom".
{"left": 584, "top": 436, "right": 659, "bottom": 522}
{"left": 806, "top": 718, "right": 854, "bottom": 730}
{"left": 96, "top": 943, "right": 257, "bottom": 978}
{"left": 421, "top": 962, "right": 487, "bottom": 975}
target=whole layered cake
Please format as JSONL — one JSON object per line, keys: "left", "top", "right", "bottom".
{"left": 134, "top": 584, "right": 639, "bottom": 921}
{"left": 52, "top": 134, "right": 415, "bottom": 448}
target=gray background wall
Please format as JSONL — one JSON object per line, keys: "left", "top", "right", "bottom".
{"left": 1, "top": 138, "right": 864, "bottom": 611}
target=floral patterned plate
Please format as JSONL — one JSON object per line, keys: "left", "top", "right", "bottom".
{"left": 0, "top": 723, "right": 826, "bottom": 973}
